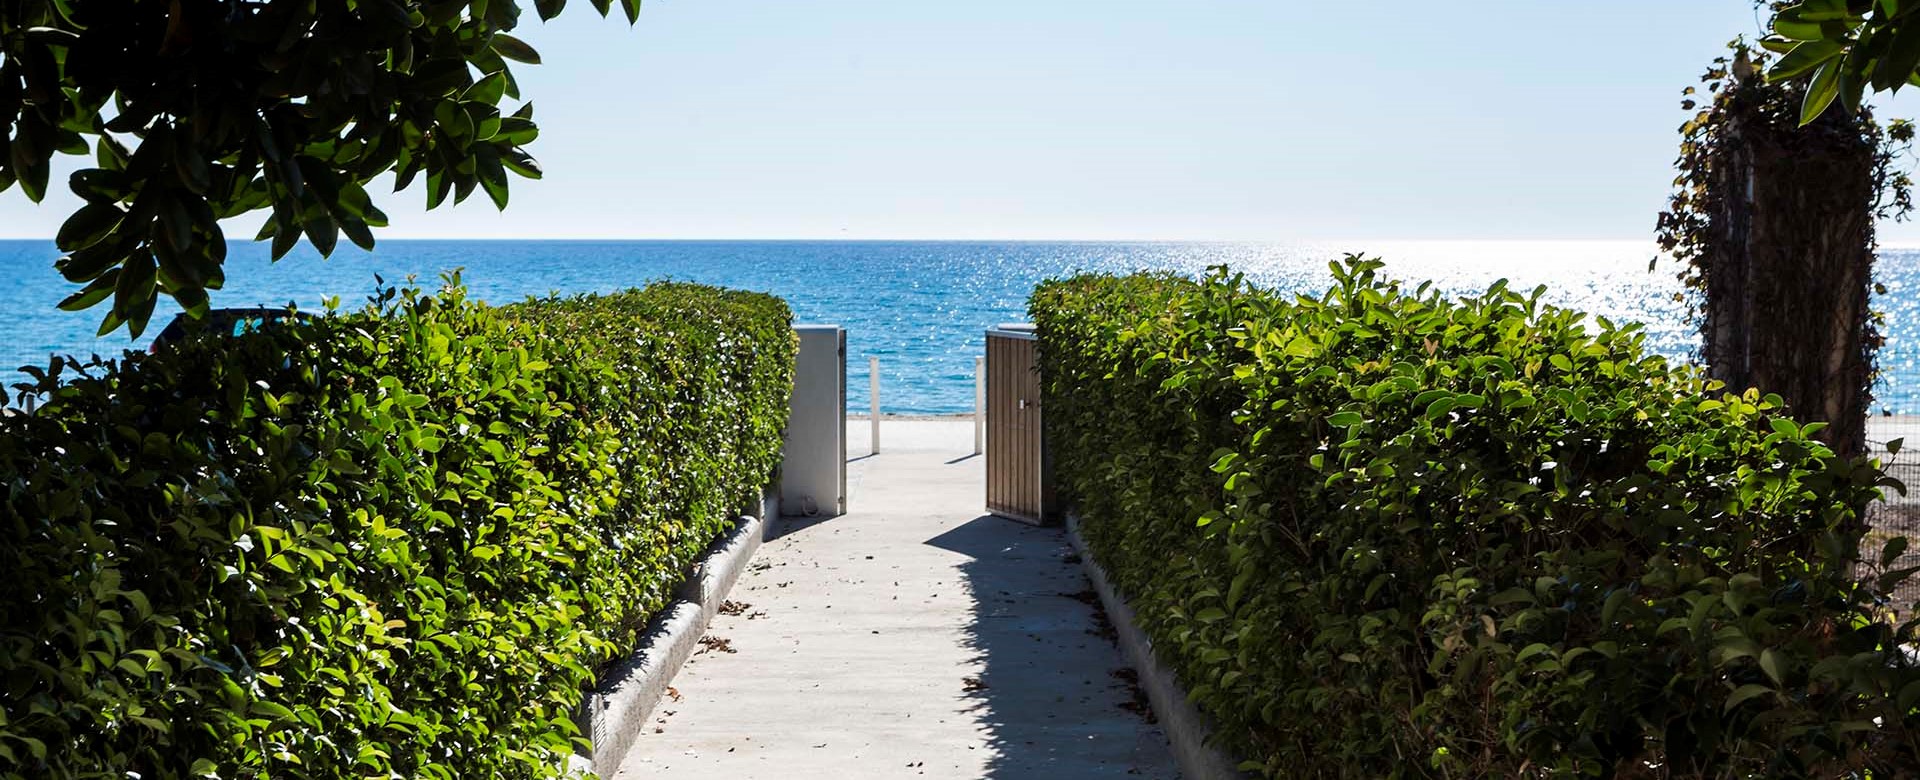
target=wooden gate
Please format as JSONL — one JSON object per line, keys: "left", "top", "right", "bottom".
{"left": 986, "top": 325, "right": 1049, "bottom": 524}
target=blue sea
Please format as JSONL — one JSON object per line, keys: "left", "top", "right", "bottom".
{"left": 4, "top": 239, "right": 1920, "bottom": 415}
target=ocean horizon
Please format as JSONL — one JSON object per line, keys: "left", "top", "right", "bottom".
{"left": 5, "top": 238, "right": 1919, "bottom": 415}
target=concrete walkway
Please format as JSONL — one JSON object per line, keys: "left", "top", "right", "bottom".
{"left": 613, "top": 421, "right": 1176, "bottom": 779}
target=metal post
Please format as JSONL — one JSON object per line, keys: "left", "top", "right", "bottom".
{"left": 974, "top": 355, "right": 985, "bottom": 455}
{"left": 869, "top": 356, "right": 881, "bottom": 455}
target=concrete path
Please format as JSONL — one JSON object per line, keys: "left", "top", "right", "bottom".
{"left": 613, "top": 421, "right": 1176, "bottom": 779}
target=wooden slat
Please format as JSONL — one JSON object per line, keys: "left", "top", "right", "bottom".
{"left": 1006, "top": 332, "right": 1021, "bottom": 514}
{"left": 1014, "top": 336, "right": 1026, "bottom": 517}
{"left": 991, "top": 336, "right": 1002, "bottom": 513}
{"left": 986, "top": 335, "right": 996, "bottom": 512}
{"left": 993, "top": 336, "right": 1002, "bottom": 512}
{"left": 988, "top": 335, "right": 1007, "bottom": 516}
{"left": 1011, "top": 336, "right": 1023, "bottom": 515}
{"left": 1020, "top": 338, "right": 1035, "bottom": 516}
{"left": 1023, "top": 338, "right": 1035, "bottom": 515}
{"left": 1015, "top": 337, "right": 1027, "bottom": 515}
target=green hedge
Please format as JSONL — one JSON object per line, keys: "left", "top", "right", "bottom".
{"left": 1034, "top": 259, "right": 1920, "bottom": 778}
{"left": 0, "top": 277, "right": 794, "bottom": 778}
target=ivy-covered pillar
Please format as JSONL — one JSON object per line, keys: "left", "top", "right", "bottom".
{"left": 1703, "top": 94, "right": 1875, "bottom": 458}
{"left": 1659, "top": 51, "right": 1908, "bottom": 460}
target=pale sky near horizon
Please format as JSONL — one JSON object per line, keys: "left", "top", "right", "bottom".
{"left": 6, "top": 0, "right": 1920, "bottom": 243}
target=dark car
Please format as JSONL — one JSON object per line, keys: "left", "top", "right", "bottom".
{"left": 149, "top": 307, "right": 314, "bottom": 352}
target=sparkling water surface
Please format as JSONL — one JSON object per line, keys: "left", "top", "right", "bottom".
{"left": 3, "top": 239, "right": 1917, "bottom": 415}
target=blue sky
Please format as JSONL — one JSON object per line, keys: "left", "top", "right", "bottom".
{"left": 5, "top": 0, "right": 1918, "bottom": 242}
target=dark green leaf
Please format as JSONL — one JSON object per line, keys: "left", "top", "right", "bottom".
{"left": 56, "top": 203, "right": 124, "bottom": 251}
{"left": 1801, "top": 58, "right": 1844, "bottom": 124}
{"left": 1769, "top": 39, "right": 1844, "bottom": 82}
{"left": 492, "top": 33, "right": 542, "bottom": 65}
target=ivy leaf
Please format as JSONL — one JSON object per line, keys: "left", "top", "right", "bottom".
{"left": 1882, "top": 535, "right": 1909, "bottom": 567}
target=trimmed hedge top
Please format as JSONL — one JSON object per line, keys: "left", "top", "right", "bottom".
{"left": 0, "top": 277, "right": 794, "bottom": 778}
{"left": 1035, "top": 258, "right": 1919, "bottom": 778}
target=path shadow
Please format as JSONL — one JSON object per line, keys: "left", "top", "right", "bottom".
{"left": 764, "top": 512, "right": 839, "bottom": 542}
{"left": 924, "top": 516, "right": 1176, "bottom": 779}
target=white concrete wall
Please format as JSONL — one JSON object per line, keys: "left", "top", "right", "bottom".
{"left": 780, "top": 325, "right": 846, "bottom": 517}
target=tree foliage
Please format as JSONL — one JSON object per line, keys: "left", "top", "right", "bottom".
{"left": 1766, "top": 0, "right": 1920, "bottom": 123}
{"left": 0, "top": 0, "right": 638, "bottom": 338}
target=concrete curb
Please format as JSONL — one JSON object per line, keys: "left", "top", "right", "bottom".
{"left": 1068, "top": 516, "right": 1250, "bottom": 780}
{"left": 571, "top": 490, "right": 777, "bottom": 777}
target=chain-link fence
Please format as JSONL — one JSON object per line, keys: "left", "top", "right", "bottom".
{"left": 1866, "top": 413, "right": 1920, "bottom": 608}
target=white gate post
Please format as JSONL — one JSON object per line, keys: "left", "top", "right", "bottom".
{"left": 781, "top": 325, "right": 847, "bottom": 518}
{"left": 869, "top": 356, "right": 881, "bottom": 455}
